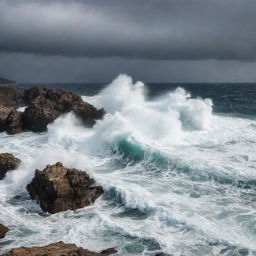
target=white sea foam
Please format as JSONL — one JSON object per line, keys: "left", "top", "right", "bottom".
{"left": 0, "top": 75, "right": 256, "bottom": 255}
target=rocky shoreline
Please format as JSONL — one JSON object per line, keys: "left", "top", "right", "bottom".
{"left": 0, "top": 86, "right": 105, "bottom": 134}
{"left": 0, "top": 86, "right": 170, "bottom": 256}
{"left": 0, "top": 242, "right": 117, "bottom": 256}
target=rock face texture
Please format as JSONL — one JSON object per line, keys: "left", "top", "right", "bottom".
{"left": 0, "top": 153, "right": 21, "bottom": 180}
{"left": 0, "top": 105, "right": 23, "bottom": 134}
{"left": 0, "top": 241, "right": 117, "bottom": 256}
{"left": 0, "top": 86, "right": 104, "bottom": 134}
{"left": 0, "top": 224, "right": 9, "bottom": 239}
{"left": 23, "top": 87, "right": 104, "bottom": 132}
{"left": 26, "top": 162, "right": 104, "bottom": 214}
{"left": 0, "top": 87, "right": 24, "bottom": 108}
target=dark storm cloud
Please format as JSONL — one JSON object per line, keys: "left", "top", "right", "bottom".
{"left": 1, "top": 0, "right": 256, "bottom": 61}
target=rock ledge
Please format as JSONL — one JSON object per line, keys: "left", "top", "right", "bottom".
{"left": 0, "top": 241, "right": 117, "bottom": 256}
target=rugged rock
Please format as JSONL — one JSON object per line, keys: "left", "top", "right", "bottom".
{"left": 0, "top": 224, "right": 9, "bottom": 239}
{"left": 0, "top": 241, "right": 117, "bottom": 256}
{"left": 0, "top": 153, "right": 21, "bottom": 180}
{"left": 0, "top": 105, "right": 12, "bottom": 132}
{"left": 26, "top": 162, "right": 104, "bottom": 214}
{"left": 23, "top": 87, "right": 104, "bottom": 132}
{"left": 5, "top": 110, "right": 23, "bottom": 134}
{"left": 0, "top": 87, "right": 24, "bottom": 108}
{"left": 0, "top": 86, "right": 104, "bottom": 134}
{"left": 0, "top": 105, "right": 23, "bottom": 134}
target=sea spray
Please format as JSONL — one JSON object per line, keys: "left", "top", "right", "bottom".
{"left": 0, "top": 75, "right": 256, "bottom": 255}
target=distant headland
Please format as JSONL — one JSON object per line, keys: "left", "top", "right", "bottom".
{"left": 0, "top": 77, "right": 16, "bottom": 84}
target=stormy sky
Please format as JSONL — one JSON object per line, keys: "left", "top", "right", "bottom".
{"left": 0, "top": 0, "right": 256, "bottom": 82}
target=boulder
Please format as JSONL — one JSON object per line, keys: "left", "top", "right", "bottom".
{"left": 23, "top": 87, "right": 104, "bottom": 132}
{"left": 0, "top": 224, "right": 9, "bottom": 239}
{"left": 0, "top": 241, "right": 117, "bottom": 256}
{"left": 0, "top": 87, "right": 25, "bottom": 108}
{"left": 0, "top": 153, "right": 21, "bottom": 180}
{"left": 26, "top": 162, "right": 104, "bottom": 214}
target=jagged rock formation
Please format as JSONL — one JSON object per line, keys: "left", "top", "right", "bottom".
{"left": 0, "top": 87, "right": 24, "bottom": 108}
{"left": 0, "top": 153, "right": 21, "bottom": 180}
{"left": 0, "top": 241, "right": 117, "bottom": 256}
{"left": 0, "top": 86, "right": 104, "bottom": 134}
{"left": 0, "top": 224, "right": 9, "bottom": 239}
{"left": 27, "top": 162, "right": 104, "bottom": 213}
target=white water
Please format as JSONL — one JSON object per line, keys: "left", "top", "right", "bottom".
{"left": 0, "top": 75, "right": 256, "bottom": 255}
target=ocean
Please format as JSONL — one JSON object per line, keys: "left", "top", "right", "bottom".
{"left": 0, "top": 74, "right": 256, "bottom": 255}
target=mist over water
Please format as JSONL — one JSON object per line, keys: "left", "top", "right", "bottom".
{"left": 1, "top": 75, "right": 256, "bottom": 255}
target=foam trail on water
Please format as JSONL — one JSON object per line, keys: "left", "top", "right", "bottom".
{"left": 0, "top": 75, "right": 256, "bottom": 255}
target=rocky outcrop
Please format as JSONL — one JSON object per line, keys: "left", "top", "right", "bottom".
{"left": 0, "top": 153, "right": 21, "bottom": 180}
{"left": 22, "top": 87, "right": 104, "bottom": 132}
{"left": 0, "top": 241, "right": 117, "bottom": 256}
{"left": 5, "top": 110, "right": 23, "bottom": 134}
{"left": 0, "top": 87, "right": 24, "bottom": 108}
{"left": 27, "top": 162, "right": 104, "bottom": 214}
{"left": 0, "top": 86, "right": 105, "bottom": 134}
{"left": 0, "top": 105, "right": 23, "bottom": 134}
{"left": 0, "top": 105, "right": 12, "bottom": 132}
{"left": 0, "top": 224, "right": 9, "bottom": 239}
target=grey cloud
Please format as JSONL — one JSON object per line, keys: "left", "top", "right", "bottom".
{"left": 1, "top": 52, "right": 256, "bottom": 83}
{"left": 0, "top": 0, "right": 256, "bottom": 61}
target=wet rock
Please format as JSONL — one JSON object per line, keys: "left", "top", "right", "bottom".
{"left": 0, "top": 224, "right": 9, "bottom": 239}
{"left": 0, "top": 105, "right": 12, "bottom": 132}
{"left": 26, "top": 162, "right": 104, "bottom": 214}
{"left": 0, "top": 241, "right": 117, "bottom": 256}
{"left": 23, "top": 87, "right": 104, "bottom": 132}
{"left": 0, "top": 87, "right": 25, "bottom": 108}
{"left": 0, "top": 153, "right": 21, "bottom": 180}
{"left": 0, "top": 87, "right": 104, "bottom": 134}
{"left": 0, "top": 105, "right": 23, "bottom": 134}
{"left": 5, "top": 110, "right": 23, "bottom": 134}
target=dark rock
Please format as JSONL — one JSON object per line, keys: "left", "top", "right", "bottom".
{"left": 0, "top": 87, "right": 25, "bottom": 108}
{"left": 0, "top": 224, "right": 9, "bottom": 239}
{"left": 0, "top": 153, "right": 21, "bottom": 180}
{"left": 100, "top": 248, "right": 118, "bottom": 255}
{"left": 0, "top": 86, "right": 104, "bottom": 134}
{"left": 23, "top": 87, "right": 104, "bottom": 132}
{"left": 0, "top": 105, "right": 12, "bottom": 132}
{"left": 26, "top": 162, "right": 104, "bottom": 214}
{"left": 0, "top": 105, "right": 23, "bottom": 134}
{"left": 0, "top": 241, "right": 117, "bottom": 256}
{"left": 5, "top": 110, "right": 23, "bottom": 134}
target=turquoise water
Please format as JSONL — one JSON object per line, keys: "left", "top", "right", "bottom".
{"left": 0, "top": 74, "right": 256, "bottom": 255}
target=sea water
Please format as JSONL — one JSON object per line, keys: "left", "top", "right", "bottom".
{"left": 0, "top": 74, "right": 256, "bottom": 255}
